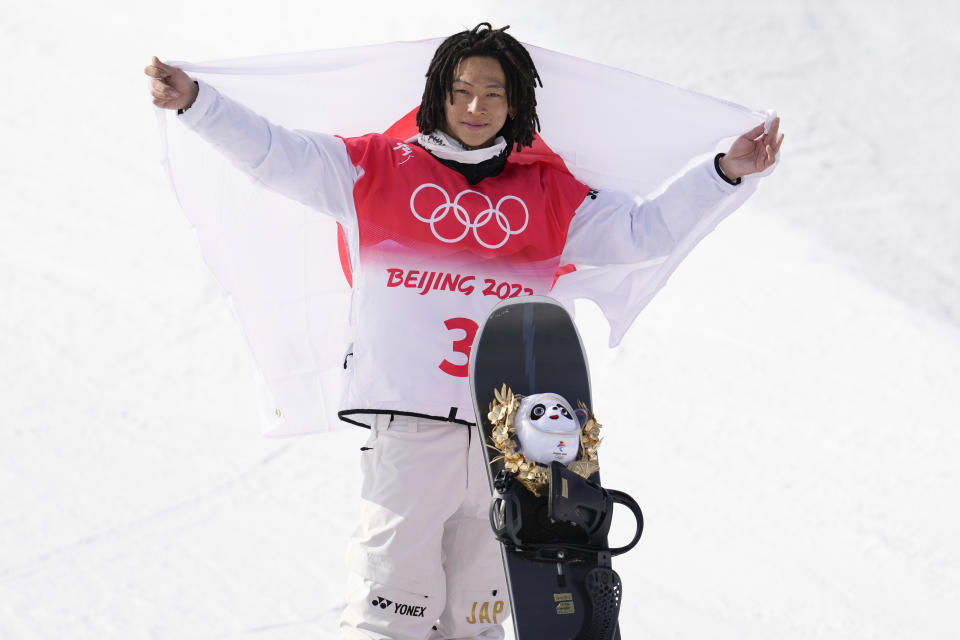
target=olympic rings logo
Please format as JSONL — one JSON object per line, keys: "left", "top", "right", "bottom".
{"left": 409, "top": 183, "right": 529, "bottom": 249}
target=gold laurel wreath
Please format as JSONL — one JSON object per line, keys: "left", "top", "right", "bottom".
{"left": 486, "top": 384, "right": 602, "bottom": 497}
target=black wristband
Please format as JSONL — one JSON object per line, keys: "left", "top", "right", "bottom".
{"left": 714, "top": 153, "right": 742, "bottom": 186}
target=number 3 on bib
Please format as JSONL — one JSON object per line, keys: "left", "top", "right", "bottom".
{"left": 439, "top": 317, "right": 479, "bottom": 377}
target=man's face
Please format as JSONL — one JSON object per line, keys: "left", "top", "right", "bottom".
{"left": 442, "top": 56, "right": 514, "bottom": 149}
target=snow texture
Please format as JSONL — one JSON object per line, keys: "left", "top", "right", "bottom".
{"left": 2, "top": 1, "right": 958, "bottom": 638}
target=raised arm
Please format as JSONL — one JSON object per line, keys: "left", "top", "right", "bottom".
{"left": 562, "top": 119, "right": 783, "bottom": 266}
{"left": 144, "top": 57, "right": 358, "bottom": 221}
{"left": 561, "top": 158, "right": 733, "bottom": 265}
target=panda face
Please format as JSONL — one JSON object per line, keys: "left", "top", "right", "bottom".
{"left": 530, "top": 402, "right": 573, "bottom": 422}
{"left": 518, "top": 394, "right": 580, "bottom": 435}
{"left": 513, "top": 393, "right": 583, "bottom": 465}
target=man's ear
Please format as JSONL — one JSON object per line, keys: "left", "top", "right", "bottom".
{"left": 508, "top": 107, "right": 517, "bottom": 119}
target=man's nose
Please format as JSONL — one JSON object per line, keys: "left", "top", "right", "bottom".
{"left": 466, "top": 96, "right": 482, "bottom": 112}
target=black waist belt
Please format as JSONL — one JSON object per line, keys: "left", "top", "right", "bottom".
{"left": 337, "top": 407, "right": 475, "bottom": 429}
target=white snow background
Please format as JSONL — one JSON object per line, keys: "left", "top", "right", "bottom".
{"left": 3, "top": 0, "right": 959, "bottom": 638}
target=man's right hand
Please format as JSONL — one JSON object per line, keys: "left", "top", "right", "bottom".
{"left": 144, "top": 56, "right": 199, "bottom": 111}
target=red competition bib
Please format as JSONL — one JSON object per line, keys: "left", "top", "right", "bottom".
{"left": 337, "top": 133, "right": 589, "bottom": 421}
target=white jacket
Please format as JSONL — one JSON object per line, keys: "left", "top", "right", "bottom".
{"left": 178, "top": 80, "right": 741, "bottom": 428}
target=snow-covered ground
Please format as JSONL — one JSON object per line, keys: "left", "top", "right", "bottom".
{"left": 3, "top": 0, "right": 959, "bottom": 638}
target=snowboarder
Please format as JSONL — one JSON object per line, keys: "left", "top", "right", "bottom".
{"left": 146, "top": 22, "right": 782, "bottom": 640}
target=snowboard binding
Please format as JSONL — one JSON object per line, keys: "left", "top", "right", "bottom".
{"left": 489, "top": 462, "right": 642, "bottom": 640}
{"left": 490, "top": 461, "right": 644, "bottom": 559}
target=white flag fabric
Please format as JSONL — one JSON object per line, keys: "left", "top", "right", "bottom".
{"left": 156, "top": 38, "right": 776, "bottom": 437}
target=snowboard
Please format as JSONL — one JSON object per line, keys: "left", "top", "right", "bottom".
{"left": 469, "top": 296, "right": 643, "bottom": 640}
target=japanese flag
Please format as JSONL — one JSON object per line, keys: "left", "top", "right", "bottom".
{"left": 156, "top": 37, "right": 774, "bottom": 436}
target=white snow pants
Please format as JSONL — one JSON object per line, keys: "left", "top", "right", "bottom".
{"left": 339, "top": 414, "right": 509, "bottom": 640}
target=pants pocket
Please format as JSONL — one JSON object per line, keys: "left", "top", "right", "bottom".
{"left": 340, "top": 575, "right": 440, "bottom": 640}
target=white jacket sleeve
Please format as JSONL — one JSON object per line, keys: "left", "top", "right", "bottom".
{"left": 561, "top": 155, "right": 739, "bottom": 265}
{"left": 177, "top": 80, "right": 358, "bottom": 225}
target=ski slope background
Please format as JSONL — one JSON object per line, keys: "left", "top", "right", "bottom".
{"left": 3, "top": 0, "right": 959, "bottom": 638}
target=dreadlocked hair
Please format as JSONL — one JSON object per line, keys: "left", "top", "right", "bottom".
{"left": 416, "top": 23, "right": 542, "bottom": 155}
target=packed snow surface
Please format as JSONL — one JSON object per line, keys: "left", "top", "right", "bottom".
{"left": 3, "top": 0, "right": 958, "bottom": 638}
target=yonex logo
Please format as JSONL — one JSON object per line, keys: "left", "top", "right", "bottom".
{"left": 370, "top": 595, "right": 426, "bottom": 617}
{"left": 410, "top": 183, "right": 529, "bottom": 249}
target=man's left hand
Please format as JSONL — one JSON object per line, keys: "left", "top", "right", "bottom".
{"left": 719, "top": 117, "right": 784, "bottom": 180}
